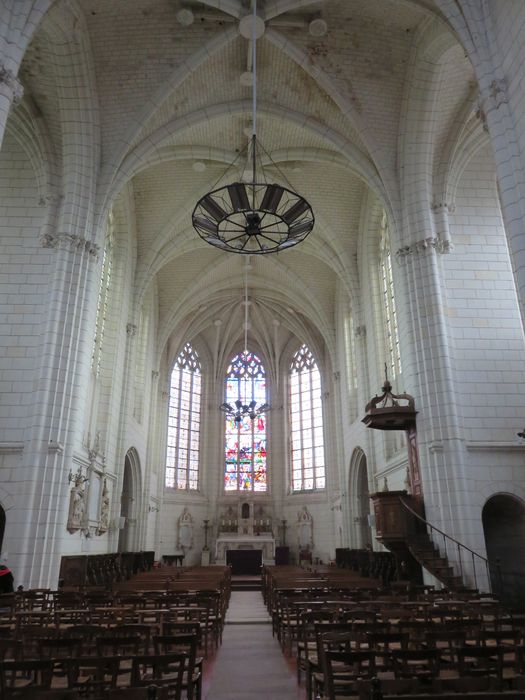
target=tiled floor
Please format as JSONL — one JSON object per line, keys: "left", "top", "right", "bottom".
{"left": 205, "top": 590, "right": 307, "bottom": 700}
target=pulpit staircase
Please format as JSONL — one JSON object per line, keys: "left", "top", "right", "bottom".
{"left": 407, "top": 532, "right": 469, "bottom": 591}
{"left": 371, "top": 491, "right": 498, "bottom": 594}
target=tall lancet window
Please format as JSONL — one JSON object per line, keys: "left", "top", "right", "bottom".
{"left": 224, "top": 351, "right": 267, "bottom": 492}
{"left": 92, "top": 210, "right": 115, "bottom": 376}
{"left": 380, "top": 213, "right": 402, "bottom": 379}
{"left": 290, "top": 344, "right": 325, "bottom": 491}
{"left": 165, "top": 343, "right": 201, "bottom": 490}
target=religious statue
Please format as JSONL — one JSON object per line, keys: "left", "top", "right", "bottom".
{"left": 97, "top": 479, "right": 110, "bottom": 535}
{"left": 67, "top": 473, "right": 86, "bottom": 533}
{"left": 177, "top": 507, "right": 194, "bottom": 551}
{"left": 297, "top": 506, "right": 313, "bottom": 549}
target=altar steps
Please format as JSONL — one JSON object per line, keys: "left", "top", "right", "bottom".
{"left": 231, "top": 575, "right": 262, "bottom": 591}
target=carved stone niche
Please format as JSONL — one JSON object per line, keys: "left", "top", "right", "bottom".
{"left": 67, "top": 477, "right": 86, "bottom": 534}
{"left": 177, "top": 507, "right": 194, "bottom": 551}
{"left": 97, "top": 479, "right": 110, "bottom": 535}
{"left": 296, "top": 506, "right": 313, "bottom": 550}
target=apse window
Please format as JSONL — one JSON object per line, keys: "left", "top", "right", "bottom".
{"left": 290, "top": 344, "right": 325, "bottom": 491}
{"left": 165, "top": 343, "right": 201, "bottom": 490}
{"left": 224, "top": 351, "right": 267, "bottom": 492}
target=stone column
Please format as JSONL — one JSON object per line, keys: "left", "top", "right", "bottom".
{"left": 395, "top": 239, "right": 470, "bottom": 544}
{"left": 13, "top": 232, "right": 100, "bottom": 588}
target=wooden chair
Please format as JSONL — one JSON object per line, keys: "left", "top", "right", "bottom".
{"left": 390, "top": 648, "right": 441, "bottom": 680}
{"left": 65, "top": 655, "right": 122, "bottom": 695}
{"left": 0, "top": 659, "right": 53, "bottom": 690}
{"left": 63, "top": 625, "right": 107, "bottom": 656}
{"left": 321, "top": 650, "right": 378, "bottom": 700}
{"left": 130, "top": 653, "right": 186, "bottom": 700}
{"left": 112, "top": 624, "right": 152, "bottom": 654}
{"left": 153, "top": 634, "right": 202, "bottom": 700}
{"left": 457, "top": 645, "right": 504, "bottom": 684}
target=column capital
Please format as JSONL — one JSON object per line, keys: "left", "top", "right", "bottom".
{"left": 42, "top": 232, "right": 100, "bottom": 259}
{"left": 0, "top": 65, "right": 23, "bottom": 104}
{"left": 395, "top": 236, "right": 452, "bottom": 263}
{"left": 431, "top": 200, "right": 455, "bottom": 214}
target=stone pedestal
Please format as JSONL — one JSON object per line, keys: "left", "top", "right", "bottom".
{"left": 201, "top": 549, "right": 211, "bottom": 566}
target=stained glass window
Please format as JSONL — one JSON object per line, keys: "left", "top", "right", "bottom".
{"left": 166, "top": 343, "right": 201, "bottom": 490}
{"left": 290, "top": 344, "right": 325, "bottom": 492}
{"left": 224, "top": 351, "right": 267, "bottom": 492}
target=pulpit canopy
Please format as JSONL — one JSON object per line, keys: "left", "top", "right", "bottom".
{"left": 362, "top": 379, "right": 417, "bottom": 431}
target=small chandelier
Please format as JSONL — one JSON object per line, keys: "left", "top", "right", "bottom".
{"left": 192, "top": 1, "right": 314, "bottom": 254}
{"left": 220, "top": 397, "right": 271, "bottom": 425}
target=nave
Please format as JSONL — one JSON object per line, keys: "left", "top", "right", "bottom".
{"left": 3, "top": 562, "right": 525, "bottom": 699}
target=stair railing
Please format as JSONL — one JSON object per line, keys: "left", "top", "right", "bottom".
{"left": 399, "top": 496, "right": 500, "bottom": 593}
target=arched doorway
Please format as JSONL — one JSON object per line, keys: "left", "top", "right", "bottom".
{"left": 482, "top": 494, "right": 525, "bottom": 607}
{"left": 118, "top": 449, "right": 142, "bottom": 552}
{"left": 349, "top": 448, "right": 372, "bottom": 548}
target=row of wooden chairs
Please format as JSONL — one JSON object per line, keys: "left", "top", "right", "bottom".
{"left": 0, "top": 643, "right": 203, "bottom": 700}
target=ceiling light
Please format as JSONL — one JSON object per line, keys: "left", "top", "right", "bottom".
{"left": 192, "top": 161, "right": 206, "bottom": 172}
{"left": 192, "top": 0, "right": 314, "bottom": 254}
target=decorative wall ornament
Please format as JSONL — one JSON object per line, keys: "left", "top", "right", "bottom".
{"left": 97, "top": 479, "right": 110, "bottom": 535}
{"left": 177, "top": 507, "right": 194, "bottom": 551}
{"left": 395, "top": 237, "right": 452, "bottom": 262}
{"left": 488, "top": 78, "right": 508, "bottom": 110}
{"left": 296, "top": 506, "right": 313, "bottom": 550}
{"left": 56, "top": 233, "right": 99, "bottom": 259}
{"left": 126, "top": 323, "right": 137, "bottom": 337}
{"left": 0, "top": 65, "right": 24, "bottom": 103}
{"left": 355, "top": 325, "right": 367, "bottom": 338}
{"left": 67, "top": 473, "right": 87, "bottom": 533}
{"left": 431, "top": 201, "right": 456, "bottom": 215}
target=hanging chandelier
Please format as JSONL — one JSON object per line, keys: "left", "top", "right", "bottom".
{"left": 192, "top": 1, "right": 314, "bottom": 254}
{"left": 220, "top": 397, "right": 271, "bottom": 425}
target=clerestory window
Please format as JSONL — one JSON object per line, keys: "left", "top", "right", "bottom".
{"left": 290, "top": 344, "right": 325, "bottom": 492}
{"left": 165, "top": 343, "right": 201, "bottom": 490}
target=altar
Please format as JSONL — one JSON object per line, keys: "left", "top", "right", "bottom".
{"left": 215, "top": 534, "right": 275, "bottom": 566}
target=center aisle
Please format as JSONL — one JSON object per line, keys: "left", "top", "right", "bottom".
{"left": 204, "top": 589, "right": 307, "bottom": 700}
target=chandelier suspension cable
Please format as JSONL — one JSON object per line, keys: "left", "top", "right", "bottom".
{"left": 191, "top": 0, "right": 314, "bottom": 253}
{"left": 243, "top": 256, "right": 249, "bottom": 354}
{"left": 251, "top": 0, "right": 257, "bottom": 208}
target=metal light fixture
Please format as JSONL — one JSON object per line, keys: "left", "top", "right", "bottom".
{"left": 192, "top": 1, "right": 314, "bottom": 254}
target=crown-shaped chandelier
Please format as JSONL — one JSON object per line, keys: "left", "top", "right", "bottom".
{"left": 192, "top": 1, "right": 314, "bottom": 254}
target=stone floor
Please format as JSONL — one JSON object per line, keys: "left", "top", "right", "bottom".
{"left": 204, "top": 590, "right": 307, "bottom": 700}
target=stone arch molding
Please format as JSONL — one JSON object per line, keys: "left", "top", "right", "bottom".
{"left": 99, "top": 100, "right": 385, "bottom": 234}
